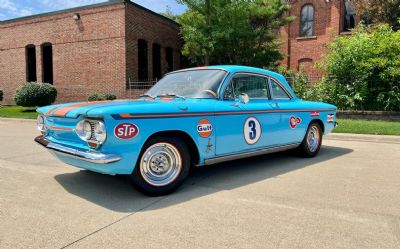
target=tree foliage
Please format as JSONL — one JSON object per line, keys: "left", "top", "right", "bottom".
{"left": 177, "top": 0, "right": 293, "bottom": 68}
{"left": 354, "top": 0, "right": 400, "bottom": 30}
{"left": 320, "top": 24, "right": 400, "bottom": 111}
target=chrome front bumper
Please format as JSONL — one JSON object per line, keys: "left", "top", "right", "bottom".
{"left": 34, "top": 135, "right": 121, "bottom": 164}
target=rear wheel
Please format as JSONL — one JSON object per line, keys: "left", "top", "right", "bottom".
{"left": 130, "top": 136, "right": 190, "bottom": 196}
{"left": 297, "top": 122, "right": 323, "bottom": 157}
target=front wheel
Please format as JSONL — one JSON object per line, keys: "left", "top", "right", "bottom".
{"left": 297, "top": 122, "right": 323, "bottom": 158}
{"left": 130, "top": 136, "right": 190, "bottom": 196}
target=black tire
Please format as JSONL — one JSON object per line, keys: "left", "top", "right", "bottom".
{"left": 297, "top": 122, "right": 323, "bottom": 158}
{"left": 130, "top": 136, "right": 191, "bottom": 196}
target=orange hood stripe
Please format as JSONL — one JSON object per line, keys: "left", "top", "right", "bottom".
{"left": 46, "top": 106, "right": 61, "bottom": 116}
{"left": 52, "top": 101, "right": 110, "bottom": 117}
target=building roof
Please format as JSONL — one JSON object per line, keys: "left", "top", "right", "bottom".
{"left": 0, "top": 0, "right": 178, "bottom": 26}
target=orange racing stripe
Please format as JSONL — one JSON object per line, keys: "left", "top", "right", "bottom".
{"left": 52, "top": 101, "right": 109, "bottom": 117}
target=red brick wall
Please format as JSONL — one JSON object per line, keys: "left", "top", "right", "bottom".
{"left": 0, "top": 3, "right": 126, "bottom": 104}
{"left": 0, "top": 2, "right": 181, "bottom": 105}
{"left": 125, "top": 4, "right": 181, "bottom": 83}
{"left": 281, "top": 0, "right": 357, "bottom": 77}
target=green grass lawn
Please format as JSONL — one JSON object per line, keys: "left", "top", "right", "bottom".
{"left": 0, "top": 106, "right": 399, "bottom": 136}
{"left": 0, "top": 106, "right": 38, "bottom": 119}
{"left": 333, "top": 119, "right": 400, "bottom": 136}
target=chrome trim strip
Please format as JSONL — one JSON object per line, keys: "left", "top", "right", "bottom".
{"left": 204, "top": 143, "right": 300, "bottom": 165}
{"left": 112, "top": 108, "right": 337, "bottom": 120}
{"left": 34, "top": 135, "right": 120, "bottom": 164}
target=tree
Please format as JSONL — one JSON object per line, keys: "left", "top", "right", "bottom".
{"left": 160, "top": 5, "right": 178, "bottom": 21}
{"left": 354, "top": 0, "right": 400, "bottom": 30}
{"left": 176, "top": 0, "right": 293, "bottom": 68}
{"left": 321, "top": 24, "right": 400, "bottom": 111}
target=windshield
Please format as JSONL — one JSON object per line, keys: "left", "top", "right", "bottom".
{"left": 146, "top": 69, "right": 227, "bottom": 99}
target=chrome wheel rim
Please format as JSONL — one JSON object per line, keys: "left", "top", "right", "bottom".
{"left": 307, "top": 126, "right": 320, "bottom": 152}
{"left": 140, "top": 143, "right": 182, "bottom": 187}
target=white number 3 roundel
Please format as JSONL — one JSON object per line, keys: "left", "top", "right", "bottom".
{"left": 244, "top": 117, "right": 261, "bottom": 145}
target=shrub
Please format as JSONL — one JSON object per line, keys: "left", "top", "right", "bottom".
{"left": 0, "top": 89, "right": 3, "bottom": 102}
{"left": 88, "top": 93, "right": 117, "bottom": 101}
{"left": 321, "top": 24, "right": 400, "bottom": 111}
{"left": 88, "top": 93, "right": 103, "bottom": 101}
{"left": 14, "top": 83, "right": 57, "bottom": 107}
{"left": 103, "top": 93, "right": 117, "bottom": 100}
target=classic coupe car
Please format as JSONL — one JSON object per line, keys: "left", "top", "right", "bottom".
{"left": 35, "top": 66, "right": 337, "bottom": 195}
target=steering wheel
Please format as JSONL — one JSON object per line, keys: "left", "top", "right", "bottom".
{"left": 200, "top": 89, "right": 217, "bottom": 97}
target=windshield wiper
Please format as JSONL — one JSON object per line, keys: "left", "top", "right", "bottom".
{"left": 139, "top": 94, "right": 155, "bottom": 99}
{"left": 156, "top": 93, "right": 186, "bottom": 100}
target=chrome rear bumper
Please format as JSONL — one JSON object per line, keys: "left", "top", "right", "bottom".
{"left": 34, "top": 135, "right": 121, "bottom": 164}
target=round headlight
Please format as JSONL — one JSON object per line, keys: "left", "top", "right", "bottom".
{"left": 76, "top": 120, "right": 92, "bottom": 141}
{"left": 37, "top": 115, "right": 46, "bottom": 133}
{"left": 93, "top": 121, "right": 107, "bottom": 144}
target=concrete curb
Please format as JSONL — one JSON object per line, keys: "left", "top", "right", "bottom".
{"left": 326, "top": 133, "right": 400, "bottom": 144}
{"left": 0, "top": 117, "right": 36, "bottom": 123}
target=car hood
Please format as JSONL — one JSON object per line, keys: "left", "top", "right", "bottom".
{"left": 37, "top": 98, "right": 216, "bottom": 118}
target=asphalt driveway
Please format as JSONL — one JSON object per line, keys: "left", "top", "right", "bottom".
{"left": 0, "top": 118, "right": 399, "bottom": 249}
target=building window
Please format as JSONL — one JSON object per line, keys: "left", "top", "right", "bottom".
{"left": 152, "top": 43, "right": 161, "bottom": 79}
{"left": 138, "top": 39, "right": 148, "bottom": 80}
{"left": 165, "top": 47, "right": 174, "bottom": 73}
{"left": 25, "top": 45, "right": 37, "bottom": 82}
{"left": 41, "top": 43, "right": 53, "bottom": 84}
{"left": 344, "top": 0, "right": 356, "bottom": 31}
{"left": 300, "top": 4, "right": 314, "bottom": 37}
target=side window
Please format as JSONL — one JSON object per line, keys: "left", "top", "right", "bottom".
{"left": 224, "top": 74, "right": 269, "bottom": 99}
{"left": 270, "top": 79, "right": 290, "bottom": 99}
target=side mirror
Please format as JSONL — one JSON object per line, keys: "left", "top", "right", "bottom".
{"left": 232, "top": 93, "right": 249, "bottom": 106}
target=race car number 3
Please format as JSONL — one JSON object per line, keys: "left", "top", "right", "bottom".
{"left": 244, "top": 117, "right": 261, "bottom": 145}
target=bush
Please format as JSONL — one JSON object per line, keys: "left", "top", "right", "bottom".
{"left": 0, "top": 89, "right": 3, "bottom": 102}
{"left": 88, "top": 93, "right": 117, "bottom": 101}
{"left": 88, "top": 93, "right": 102, "bottom": 101}
{"left": 103, "top": 93, "right": 117, "bottom": 100}
{"left": 321, "top": 24, "right": 400, "bottom": 111}
{"left": 14, "top": 83, "right": 57, "bottom": 107}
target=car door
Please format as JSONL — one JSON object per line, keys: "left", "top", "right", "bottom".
{"left": 268, "top": 77, "right": 306, "bottom": 144}
{"left": 215, "top": 73, "right": 278, "bottom": 156}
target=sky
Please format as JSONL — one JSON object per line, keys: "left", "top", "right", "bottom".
{"left": 0, "top": 0, "right": 187, "bottom": 21}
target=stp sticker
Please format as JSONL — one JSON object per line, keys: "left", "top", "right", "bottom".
{"left": 244, "top": 117, "right": 262, "bottom": 145}
{"left": 197, "top": 119, "right": 213, "bottom": 138}
{"left": 114, "top": 123, "right": 139, "bottom": 139}
{"left": 290, "top": 116, "right": 301, "bottom": 129}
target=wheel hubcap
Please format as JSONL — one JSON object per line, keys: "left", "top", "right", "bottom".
{"left": 307, "top": 126, "right": 320, "bottom": 152}
{"left": 140, "top": 143, "right": 182, "bottom": 187}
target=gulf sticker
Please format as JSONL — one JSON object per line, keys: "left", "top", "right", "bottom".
{"left": 289, "top": 116, "right": 302, "bottom": 129}
{"left": 310, "top": 111, "right": 320, "bottom": 117}
{"left": 114, "top": 123, "right": 139, "bottom": 139}
{"left": 197, "top": 119, "right": 213, "bottom": 138}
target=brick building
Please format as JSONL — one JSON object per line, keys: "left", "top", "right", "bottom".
{"left": 0, "top": 0, "right": 181, "bottom": 105}
{"left": 280, "top": 0, "right": 358, "bottom": 78}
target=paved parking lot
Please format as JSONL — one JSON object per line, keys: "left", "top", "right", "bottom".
{"left": 0, "top": 118, "right": 399, "bottom": 249}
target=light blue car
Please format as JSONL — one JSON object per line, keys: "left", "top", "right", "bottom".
{"left": 35, "top": 65, "right": 337, "bottom": 195}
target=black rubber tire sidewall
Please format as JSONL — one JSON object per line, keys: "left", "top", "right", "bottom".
{"left": 298, "top": 122, "right": 323, "bottom": 158}
{"left": 130, "top": 135, "right": 191, "bottom": 196}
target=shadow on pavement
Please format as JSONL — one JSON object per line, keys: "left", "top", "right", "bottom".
{"left": 54, "top": 145, "right": 352, "bottom": 212}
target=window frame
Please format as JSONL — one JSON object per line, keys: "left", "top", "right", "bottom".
{"left": 299, "top": 4, "right": 315, "bottom": 37}
{"left": 268, "top": 77, "right": 291, "bottom": 100}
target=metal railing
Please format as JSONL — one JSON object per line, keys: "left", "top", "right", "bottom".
{"left": 127, "top": 78, "right": 158, "bottom": 90}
